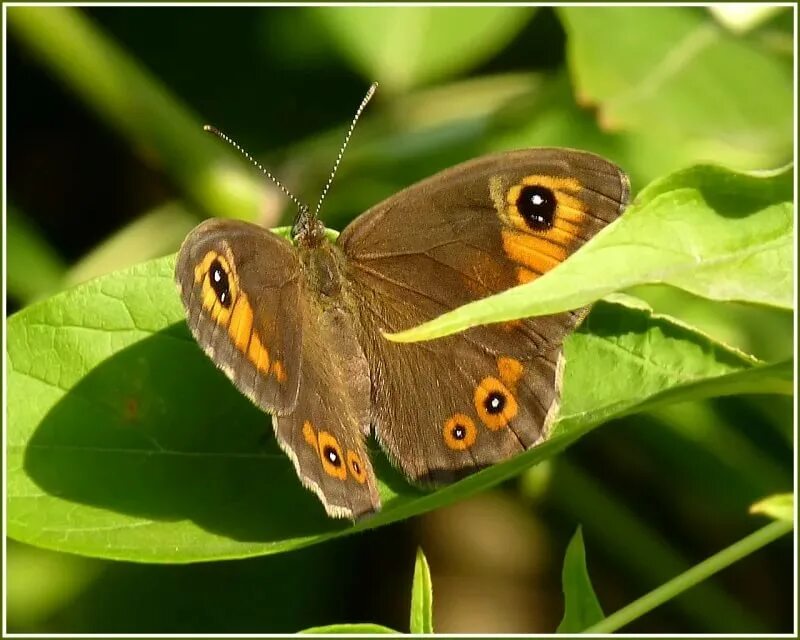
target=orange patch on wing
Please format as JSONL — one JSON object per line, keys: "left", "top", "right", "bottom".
{"left": 302, "top": 421, "right": 318, "bottom": 448}
{"left": 318, "top": 431, "right": 347, "bottom": 480}
{"left": 271, "top": 360, "right": 287, "bottom": 383}
{"left": 516, "top": 267, "right": 536, "bottom": 285}
{"left": 443, "top": 414, "right": 477, "bottom": 451}
{"left": 502, "top": 231, "right": 565, "bottom": 275}
{"left": 554, "top": 193, "right": 588, "bottom": 224}
{"left": 228, "top": 294, "right": 254, "bottom": 351}
{"left": 347, "top": 450, "right": 367, "bottom": 484}
{"left": 201, "top": 286, "right": 218, "bottom": 311}
{"left": 247, "top": 333, "right": 271, "bottom": 373}
{"left": 210, "top": 300, "right": 228, "bottom": 325}
{"left": 194, "top": 251, "right": 218, "bottom": 284}
{"left": 555, "top": 216, "right": 588, "bottom": 240}
{"left": 519, "top": 175, "right": 582, "bottom": 195}
{"left": 546, "top": 225, "right": 586, "bottom": 246}
{"left": 474, "top": 377, "right": 518, "bottom": 430}
{"left": 502, "top": 319, "right": 524, "bottom": 332}
{"left": 498, "top": 357, "right": 524, "bottom": 387}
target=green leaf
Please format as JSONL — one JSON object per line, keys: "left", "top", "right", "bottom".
{"left": 313, "top": 7, "right": 534, "bottom": 92}
{"left": 6, "top": 255, "right": 790, "bottom": 562}
{"left": 557, "top": 527, "right": 604, "bottom": 633}
{"left": 299, "top": 623, "right": 399, "bottom": 634}
{"left": 386, "top": 164, "right": 792, "bottom": 343}
{"left": 410, "top": 548, "right": 434, "bottom": 634}
{"left": 749, "top": 493, "right": 794, "bottom": 522}
{"left": 560, "top": 7, "right": 792, "bottom": 168}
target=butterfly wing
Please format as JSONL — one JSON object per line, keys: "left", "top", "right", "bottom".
{"left": 177, "top": 221, "right": 380, "bottom": 518}
{"left": 338, "top": 148, "right": 629, "bottom": 483}
{"left": 273, "top": 296, "right": 381, "bottom": 519}
{"left": 176, "top": 219, "right": 303, "bottom": 414}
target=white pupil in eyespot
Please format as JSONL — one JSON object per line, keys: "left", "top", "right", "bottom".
{"left": 491, "top": 397, "right": 501, "bottom": 409}
{"left": 213, "top": 269, "right": 222, "bottom": 282}
{"left": 531, "top": 194, "right": 545, "bottom": 206}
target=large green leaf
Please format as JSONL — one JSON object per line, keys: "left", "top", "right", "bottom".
{"left": 313, "top": 7, "right": 534, "bottom": 92}
{"left": 387, "top": 164, "right": 792, "bottom": 343}
{"left": 560, "top": 7, "right": 793, "bottom": 168}
{"left": 557, "top": 527, "right": 604, "bottom": 633}
{"left": 6, "top": 255, "right": 790, "bottom": 562}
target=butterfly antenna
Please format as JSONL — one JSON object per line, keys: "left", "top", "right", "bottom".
{"left": 203, "top": 124, "right": 307, "bottom": 212}
{"left": 314, "top": 82, "right": 378, "bottom": 217}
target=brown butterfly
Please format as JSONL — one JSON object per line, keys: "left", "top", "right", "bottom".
{"left": 175, "top": 84, "right": 629, "bottom": 519}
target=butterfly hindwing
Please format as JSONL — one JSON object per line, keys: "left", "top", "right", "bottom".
{"left": 273, "top": 301, "right": 380, "bottom": 519}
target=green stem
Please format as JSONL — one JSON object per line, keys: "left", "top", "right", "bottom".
{"left": 584, "top": 520, "right": 793, "bottom": 633}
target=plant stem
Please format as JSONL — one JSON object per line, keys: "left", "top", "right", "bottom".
{"left": 583, "top": 519, "right": 793, "bottom": 633}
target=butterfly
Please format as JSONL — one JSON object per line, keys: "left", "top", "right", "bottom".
{"left": 175, "top": 84, "right": 629, "bottom": 519}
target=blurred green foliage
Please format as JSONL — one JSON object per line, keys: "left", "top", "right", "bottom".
{"left": 5, "top": 4, "right": 794, "bottom": 634}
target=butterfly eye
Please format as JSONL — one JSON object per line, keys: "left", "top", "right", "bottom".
{"left": 517, "top": 185, "right": 556, "bottom": 231}
{"left": 208, "top": 258, "right": 232, "bottom": 308}
{"left": 443, "top": 414, "right": 477, "bottom": 450}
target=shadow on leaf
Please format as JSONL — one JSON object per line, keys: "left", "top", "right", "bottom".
{"left": 22, "top": 322, "right": 421, "bottom": 547}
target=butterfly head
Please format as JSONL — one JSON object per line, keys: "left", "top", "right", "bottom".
{"left": 292, "top": 203, "right": 327, "bottom": 249}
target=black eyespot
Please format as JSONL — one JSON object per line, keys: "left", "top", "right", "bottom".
{"left": 209, "top": 259, "right": 232, "bottom": 308}
{"left": 323, "top": 445, "right": 341, "bottom": 467}
{"left": 517, "top": 185, "right": 556, "bottom": 231}
{"left": 451, "top": 424, "right": 467, "bottom": 440}
{"left": 352, "top": 460, "right": 361, "bottom": 474}
{"left": 484, "top": 391, "right": 506, "bottom": 415}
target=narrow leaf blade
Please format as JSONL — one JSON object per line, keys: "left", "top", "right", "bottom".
{"left": 410, "top": 547, "right": 434, "bottom": 634}
{"left": 299, "top": 623, "right": 399, "bottom": 634}
{"left": 557, "top": 527, "right": 604, "bottom": 633}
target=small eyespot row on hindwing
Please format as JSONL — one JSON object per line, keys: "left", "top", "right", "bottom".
{"left": 443, "top": 414, "right": 477, "bottom": 451}
{"left": 303, "top": 420, "right": 366, "bottom": 482}
{"left": 192, "top": 249, "right": 287, "bottom": 383}
{"left": 441, "top": 357, "right": 525, "bottom": 449}
{"left": 347, "top": 450, "right": 367, "bottom": 484}
{"left": 474, "top": 377, "right": 518, "bottom": 430}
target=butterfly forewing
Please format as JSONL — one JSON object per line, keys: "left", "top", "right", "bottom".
{"left": 175, "top": 219, "right": 303, "bottom": 415}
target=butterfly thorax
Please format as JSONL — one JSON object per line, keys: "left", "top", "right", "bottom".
{"left": 299, "top": 240, "right": 349, "bottom": 301}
